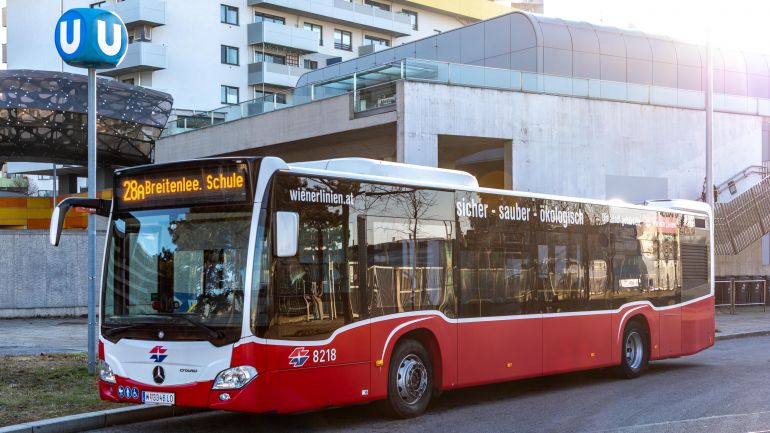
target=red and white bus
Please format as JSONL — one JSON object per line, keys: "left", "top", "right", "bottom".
{"left": 50, "top": 157, "right": 714, "bottom": 418}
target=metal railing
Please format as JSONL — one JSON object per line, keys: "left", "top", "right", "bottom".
{"left": 715, "top": 278, "right": 767, "bottom": 314}
{"left": 715, "top": 163, "right": 770, "bottom": 197}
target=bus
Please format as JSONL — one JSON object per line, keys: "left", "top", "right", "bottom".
{"left": 50, "top": 157, "right": 714, "bottom": 418}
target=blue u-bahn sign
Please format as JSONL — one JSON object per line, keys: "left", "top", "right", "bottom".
{"left": 54, "top": 8, "right": 127, "bottom": 69}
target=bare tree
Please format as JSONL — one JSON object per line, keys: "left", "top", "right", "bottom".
{"left": 11, "top": 176, "right": 39, "bottom": 196}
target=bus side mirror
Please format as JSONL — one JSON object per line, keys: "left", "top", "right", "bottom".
{"left": 274, "top": 211, "right": 299, "bottom": 257}
{"left": 50, "top": 206, "right": 67, "bottom": 247}
{"left": 50, "top": 197, "right": 111, "bottom": 246}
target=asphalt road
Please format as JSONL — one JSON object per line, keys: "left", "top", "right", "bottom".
{"left": 92, "top": 336, "right": 770, "bottom": 433}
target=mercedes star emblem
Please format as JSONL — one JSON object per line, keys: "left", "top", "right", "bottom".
{"left": 152, "top": 366, "right": 165, "bottom": 385}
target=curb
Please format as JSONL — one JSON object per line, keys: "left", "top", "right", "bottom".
{"left": 715, "top": 330, "right": 770, "bottom": 341}
{"left": 0, "top": 405, "right": 204, "bottom": 433}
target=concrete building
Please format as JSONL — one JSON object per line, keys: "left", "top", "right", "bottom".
{"left": 3, "top": 163, "right": 87, "bottom": 197}
{"left": 157, "top": 11, "right": 770, "bottom": 278}
{"left": 4, "top": 0, "right": 532, "bottom": 112}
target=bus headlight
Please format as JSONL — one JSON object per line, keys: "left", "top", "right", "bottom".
{"left": 98, "top": 361, "right": 116, "bottom": 384}
{"left": 212, "top": 366, "right": 258, "bottom": 390}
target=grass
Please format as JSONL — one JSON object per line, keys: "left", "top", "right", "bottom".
{"left": 0, "top": 353, "right": 126, "bottom": 427}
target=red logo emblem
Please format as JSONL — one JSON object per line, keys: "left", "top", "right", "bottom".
{"left": 149, "top": 345, "right": 168, "bottom": 363}
{"left": 288, "top": 347, "right": 309, "bottom": 367}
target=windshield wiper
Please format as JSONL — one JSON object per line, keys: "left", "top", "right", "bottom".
{"left": 160, "top": 315, "right": 225, "bottom": 340}
{"left": 102, "top": 324, "right": 152, "bottom": 337}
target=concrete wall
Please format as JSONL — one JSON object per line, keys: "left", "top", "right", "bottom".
{"left": 0, "top": 230, "right": 106, "bottom": 318}
{"left": 156, "top": 92, "right": 396, "bottom": 162}
{"left": 717, "top": 238, "right": 770, "bottom": 277}
{"left": 399, "top": 81, "right": 763, "bottom": 201}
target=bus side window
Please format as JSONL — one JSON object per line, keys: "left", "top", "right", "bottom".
{"left": 456, "top": 192, "right": 534, "bottom": 318}
{"left": 268, "top": 174, "right": 366, "bottom": 341}
{"left": 366, "top": 216, "right": 454, "bottom": 316}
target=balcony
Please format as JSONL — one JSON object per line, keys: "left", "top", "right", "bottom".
{"left": 248, "top": 62, "right": 311, "bottom": 88}
{"left": 358, "top": 43, "right": 389, "bottom": 56}
{"left": 247, "top": 21, "right": 319, "bottom": 53}
{"left": 100, "top": 42, "right": 167, "bottom": 76}
{"left": 104, "top": 0, "right": 166, "bottom": 27}
{"left": 248, "top": 0, "right": 412, "bottom": 37}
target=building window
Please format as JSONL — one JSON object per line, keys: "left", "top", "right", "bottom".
{"left": 304, "top": 22, "right": 323, "bottom": 46}
{"left": 303, "top": 59, "right": 319, "bottom": 70}
{"left": 402, "top": 9, "right": 418, "bottom": 30}
{"left": 89, "top": 1, "right": 106, "bottom": 8}
{"left": 221, "top": 45, "right": 239, "bottom": 65}
{"left": 254, "top": 52, "right": 286, "bottom": 65}
{"left": 122, "top": 78, "right": 135, "bottom": 85}
{"left": 220, "top": 4, "right": 238, "bottom": 25}
{"left": 254, "top": 12, "right": 285, "bottom": 25}
{"left": 365, "top": 0, "right": 390, "bottom": 11}
{"left": 334, "top": 29, "right": 352, "bottom": 51}
{"left": 221, "top": 85, "right": 239, "bottom": 105}
{"left": 364, "top": 35, "right": 390, "bottom": 47}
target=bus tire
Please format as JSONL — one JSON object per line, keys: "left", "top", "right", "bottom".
{"left": 385, "top": 338, "right": 433, "bottom": 418}
{"left": 618, "top": 320, "right": 649, "bottom": 379}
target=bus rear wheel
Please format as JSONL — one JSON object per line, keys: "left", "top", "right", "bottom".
{"left": 386, "top": 339, "right": 433, "bottom": 418}
{"left": 618, "top": 320, "right": 649, "bottom": 379}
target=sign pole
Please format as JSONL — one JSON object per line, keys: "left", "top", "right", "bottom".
{"left": 87, "top": 67, "right": 97, "bottom": 375}
{"left": 54, "top": 7, "right": 127, "bottom": 376}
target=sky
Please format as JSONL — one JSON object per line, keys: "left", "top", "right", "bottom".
{"left": 544, "top": 0, "right": 770, "bottom": 54}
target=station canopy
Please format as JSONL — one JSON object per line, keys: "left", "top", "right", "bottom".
{"left": 0, "top": 70, "right": 173, "bottom": 167}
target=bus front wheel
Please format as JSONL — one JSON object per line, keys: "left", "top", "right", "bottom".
{"left": 618, "top": 320, "right": 649, "bottom": 379}
{"left": 386, "top": 338, "right": 433, "bottom": 418}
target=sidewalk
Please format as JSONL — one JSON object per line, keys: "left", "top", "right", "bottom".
{"left": 0, "top": 317, "right": 87, "bottom": 355}
{"left": 715, "top": 305, "right": 770, "bottom": 340}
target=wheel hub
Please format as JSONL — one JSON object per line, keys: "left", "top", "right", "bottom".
{"left": 625, "top": 331, "right": 644, "bottom": 370}
{"left": 396, "top": 354, "right": 428, "bottom": 405}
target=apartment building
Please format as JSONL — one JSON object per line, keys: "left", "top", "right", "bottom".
{"left": 5, "top": 0, "right": 534, "bottom": 112}
{"left": 1, "top": 0, "right": 6, "bottom": 69}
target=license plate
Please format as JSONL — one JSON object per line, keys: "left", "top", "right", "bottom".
{"left": 142, "top": 391, "right": 175, "bottom": 405}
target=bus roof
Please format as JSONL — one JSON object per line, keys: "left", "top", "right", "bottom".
{"left": 289, "top": 158, "right": 479, "bottom": 189}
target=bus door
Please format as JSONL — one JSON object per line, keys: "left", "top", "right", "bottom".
{"left": 365, "top": 212, "right": 457, "bottom": 397}
{"left": 456, "top": 192, "right": 542, "bottom": 386}
{"left": 266, "top": 174, "right": 371, "bottom": 412}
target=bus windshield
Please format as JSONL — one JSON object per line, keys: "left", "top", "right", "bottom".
{"left": 102, "top": 204, "right": 252, "bottom": 345}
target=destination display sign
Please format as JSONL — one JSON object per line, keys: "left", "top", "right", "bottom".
{"left": 115, "top": 163, "right": 250, "bottom": 210}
